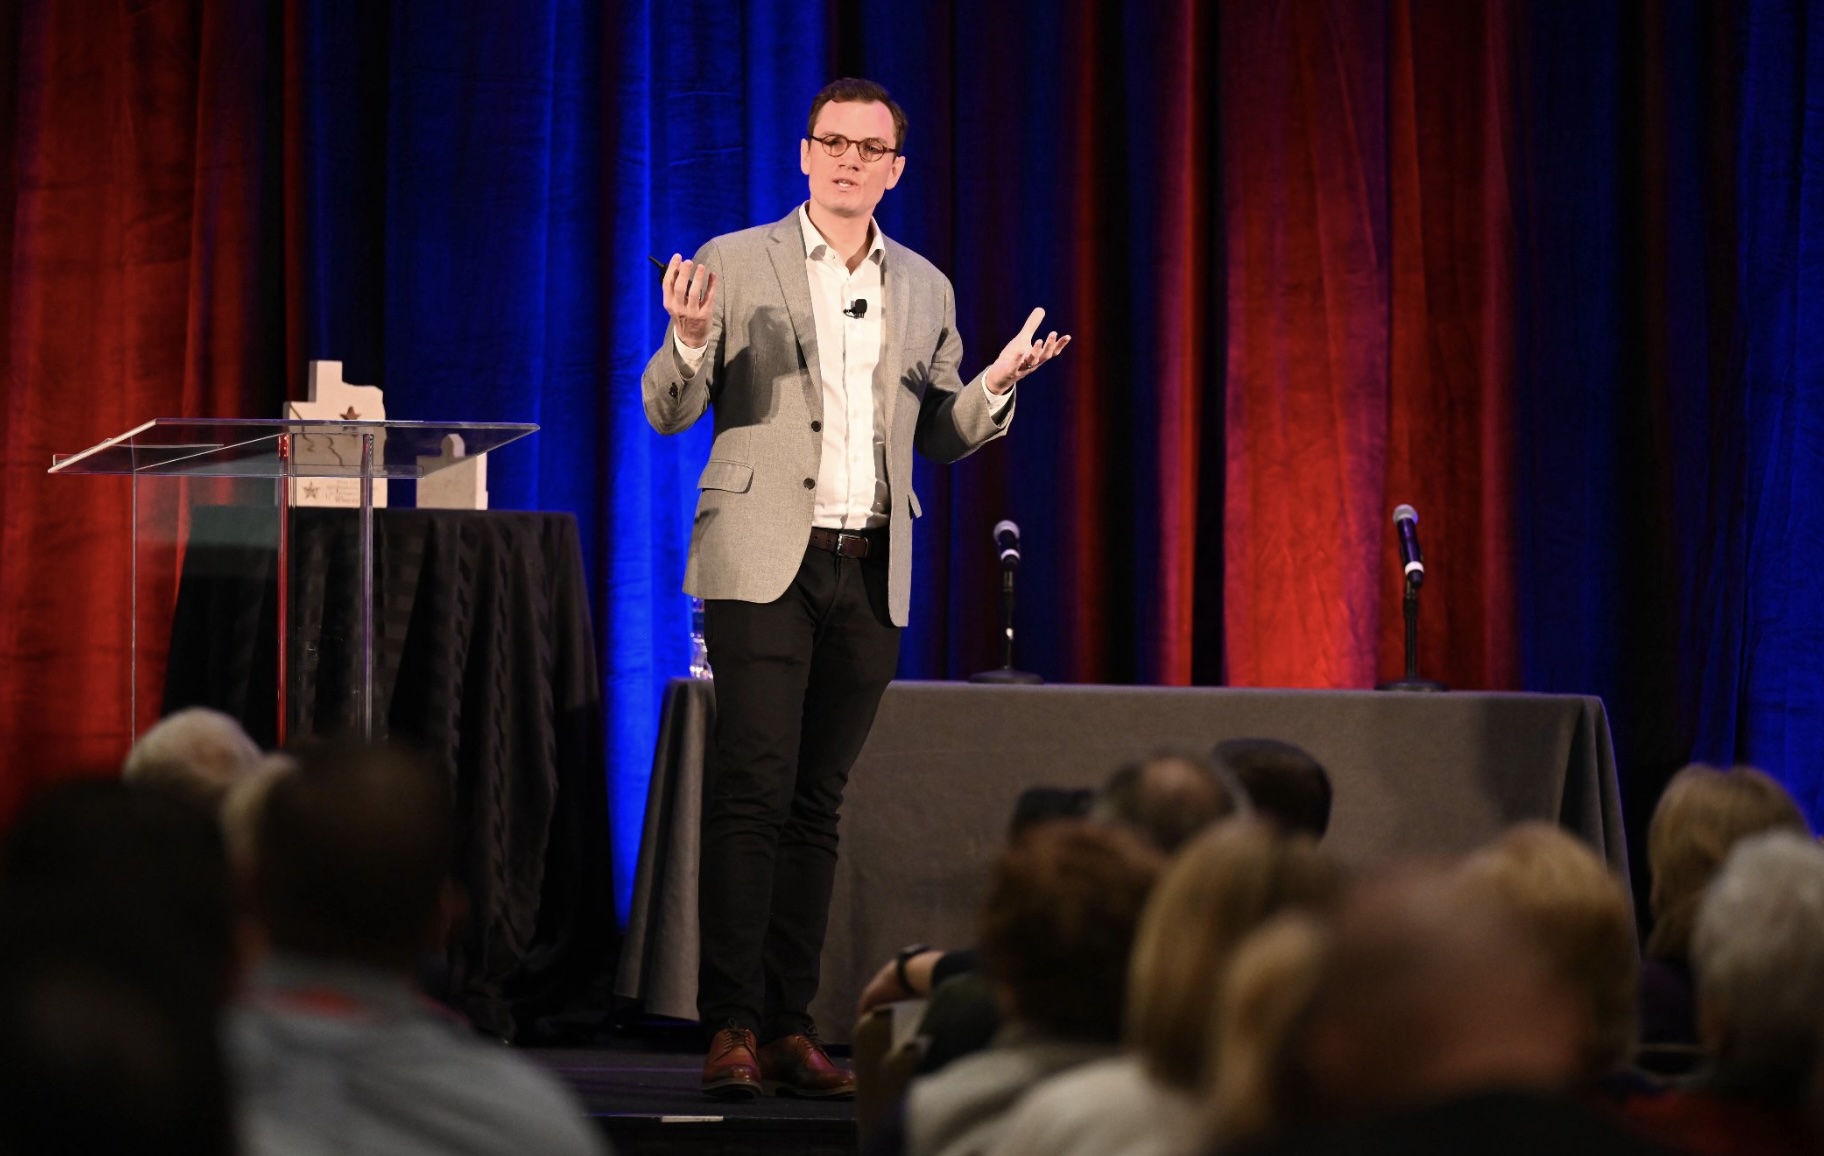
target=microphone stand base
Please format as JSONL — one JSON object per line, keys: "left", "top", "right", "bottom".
{"left": 968, "top": 668, "right": 1045, "bottom": 685}
{"left": 1376, "top": 678, "right": 1449, "bottom": 693}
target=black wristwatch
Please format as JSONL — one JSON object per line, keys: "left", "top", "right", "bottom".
{"left": 895, "top": 944, "right": 932, "bottom": 994}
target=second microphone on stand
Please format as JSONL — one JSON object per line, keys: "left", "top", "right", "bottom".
{"left": 970, "top": 519, "right": 1042, "bottom": 684}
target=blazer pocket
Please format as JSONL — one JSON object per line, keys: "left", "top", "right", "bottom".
{"left": 698, "top": 459, "right": 753, "bottom": 493}
{"left": 907, "top": 491, "right": 923, "bottom": 519}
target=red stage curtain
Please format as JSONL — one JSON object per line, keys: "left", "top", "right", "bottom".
{"left": 0, "top": 2, "right": 279, "bottom": 818}
{"left": 1221, "top": 0, "right": 1392, "bottom": 688}
{"left": 1381, "top": 0, "right": 1519, "bottom": 691}
{"left": 1220, "top": 0, "right": 1520, "bottom": 691}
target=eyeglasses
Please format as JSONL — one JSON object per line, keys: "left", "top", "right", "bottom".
{"left": 808, "top": 133, "right": 898, "bottom": 163}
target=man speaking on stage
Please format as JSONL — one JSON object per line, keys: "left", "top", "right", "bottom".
{"left": 642, "top": 77, "right": 1069, "bottom": 1100}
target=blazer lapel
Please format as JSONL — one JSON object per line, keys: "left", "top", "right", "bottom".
{"left": 766, "top": 215, "right": 824, "bottom": 417}
{"left": 881, "top": 238, "right": 911, "bottom": 433}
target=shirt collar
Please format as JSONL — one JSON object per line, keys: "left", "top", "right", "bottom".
{"left": 799, "top": 203, "right": 886, "bottom": 266}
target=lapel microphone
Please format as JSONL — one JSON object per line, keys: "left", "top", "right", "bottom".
{"left": 843, "top": 299, "right": 868, "bottom": 318}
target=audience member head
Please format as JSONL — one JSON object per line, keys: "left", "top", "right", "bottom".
{"left": 978, "top": 820, "right": 1163, "bottom": 1044}
{"left": 1287, "top": 867, "right": 1585, "bottom": 1125}
{"left": 1095, "top": 751, "right": 1245, "bottom": 853}
{"left": 254, "top": 740, "right": 455, "bottom": 974}
{"left": 1460, "top": 823, "right": 1638, "bottom": 1082}
{"left": 220, "top": 753, "right": 295, "bottom": 883}
{"left": 1214, "top": 738, "right": 1333, "bottom": 838}
{"left": 1127, "top": 819, "right": 1341, "bottom": 1091}
{"left": 1647, "top": 763, "right": 1809, "bottom": 961}
{"left": 1205, "top": 911, "right": 1333, "bottom": 1145}
{"left": 1, "top": 778, "right": 233, "bottom": 997}
{"left": 121, "top": 707, "right": 263, "bottom": 810}
{"left": 1691, "top": 831, "right": 1824, "bottom": 1101}
{"left": 0, "top": 888, "right": 232, "bottom": 1156}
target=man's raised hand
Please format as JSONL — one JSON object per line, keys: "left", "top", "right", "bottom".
{"left": 984, "top": 307, "right": 1072, "bottom": 394}
{"left": 664, "top": 254, "right": 717, "bottom": 349}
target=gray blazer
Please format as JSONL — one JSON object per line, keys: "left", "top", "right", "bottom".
{"left": 642, "top": 208, "right": 1012, "bottom": 626}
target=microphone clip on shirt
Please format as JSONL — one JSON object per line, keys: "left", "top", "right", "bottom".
{"left": 843, "top": 298, "right": 868, "bottom": 318}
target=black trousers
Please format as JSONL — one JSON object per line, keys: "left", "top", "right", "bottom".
{"left": 697, "top": 534, "right": 901, "bottom": 1040}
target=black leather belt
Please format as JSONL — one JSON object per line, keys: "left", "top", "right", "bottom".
{"left": 808, "top": 527, "right": 879, "bottom": 559}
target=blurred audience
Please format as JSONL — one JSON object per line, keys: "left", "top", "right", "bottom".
{"left": 0, "top": 888, "right": 235, "bottom": 1156}
{"left": 1459, "top": 823, "right": 1639, "bottom": 1089}
{"left": 993, "top": 821, "right": 1340, "bottom": 1156}
{"left": 1, "top": 777, "right": 237, "bottom": 997}
{"left": 860, "top": 750, "right": 1244, "bottom": 1019}
{"left": 0, "top": 778, "right": 238, "bottom": 1155}
{"left": 231, "top": 739, "right": 607, "bottom": 1156}
{"left": 891, "top": 821, "right": 1162, "bottom": 1156}
{"left": 1640, "top": 764, "right": 1810, "bottom": 1058}
{"left": 1624, "top": 831, "right": 1824, "bottom": 1155}
{"left": 122, "top": 706, "right": 264, "bottom": 810}
{"left": 1207, "top": 867, "right": 1664, "bottom": 1153}
{"left": 1213, "top": 739, "right": 1332, "bottom": 839}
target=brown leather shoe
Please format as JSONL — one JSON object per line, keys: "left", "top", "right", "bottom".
{"left": 702, "top": 1026, "right": 762, "bottom": 1100}
{"left": 757, "top": 1032, "right": 857, "bottom": 1098}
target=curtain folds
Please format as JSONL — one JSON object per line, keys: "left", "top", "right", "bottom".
{"left": 7, "top": 0, "right": 1824, "bottom": 908}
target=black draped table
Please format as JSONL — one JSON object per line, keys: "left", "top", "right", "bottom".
{"left": 617, "top": 679, "right": 1626, "bottom": 1044}
{"left": 163, "top": 506, "right": 614, "bottom": 1041}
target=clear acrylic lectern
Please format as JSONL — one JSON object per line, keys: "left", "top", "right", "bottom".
{"left": 51, "top": 418, "right": 537, "bottom": 743}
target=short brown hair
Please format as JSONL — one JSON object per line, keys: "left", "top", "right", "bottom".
{"left": 1646, "top": 764, "right": 1809, "bottom": 960}
{"left": 806, "top": 77, "right": 908, "bottom": 151}
{"left": 1461, "top": 823, "right": 1638, "bottom": 1080}
{"left": 978, "top": 821, "right": 1162, "bottom": 1042}
{"left": 256, "top": 741, "right": 453, "bottom": 968}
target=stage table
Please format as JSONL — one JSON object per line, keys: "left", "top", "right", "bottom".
{"left": 616, "top": 679, "right": 1625, "bottom": 1044}
{"left": 164, "top": 506, "right": 615, "bottom": 1041}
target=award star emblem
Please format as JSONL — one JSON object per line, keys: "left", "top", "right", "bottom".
{"left": 340, "top": 406, "right": 361, "bottom": 420}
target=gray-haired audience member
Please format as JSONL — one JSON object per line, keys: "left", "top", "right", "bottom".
{"left": 1622, "top": 832, "right": 1824, "bottom": 1154}
{"left": 1693, "top": 832, "right": 1824, "bottom": 1086}
{"left": 230, "top": 741, "right": 609, "bottom": 1156}
{"left": 1214, "top": 738, "right": 1331, "bottom": 839}
{"left": 122, "top": 707, "right": 263, "bottom": 809}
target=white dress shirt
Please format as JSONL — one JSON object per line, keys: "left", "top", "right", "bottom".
{"left": 676, "top": 204, "right": 1012, "bottom": 530}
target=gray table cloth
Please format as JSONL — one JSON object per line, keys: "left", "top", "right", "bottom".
{"left": 616, "top": 679, "right": 1625, "bottom": 1044}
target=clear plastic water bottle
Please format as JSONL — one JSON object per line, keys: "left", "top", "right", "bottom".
{"left": 688, "top": 596, "right": 712, "bottom": 679}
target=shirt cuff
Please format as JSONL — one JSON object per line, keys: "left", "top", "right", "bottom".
{"left": 985, "top": 378, "right": 1015, "bottom": 419}
{"left": 674, "top": 330, "right": 707, "bottom": 372}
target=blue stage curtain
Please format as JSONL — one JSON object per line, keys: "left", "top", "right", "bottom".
{"left": 1696, "top": 0, "right": 1824, "bottom": 815}
{"left": 595, "top": 2, "right": 827, "bottom": 916}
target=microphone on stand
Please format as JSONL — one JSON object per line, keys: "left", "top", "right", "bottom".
{"left": 994, "top": 520, "right": 1021, "bottom": 569}
{"left": 1377, "top": 503, "right": 1447, "bottom": 692}
{"left": 970, "top": 519, "right": 1043, "bottom": 685}
{"left": 1392, "top": 504, "right": 1424, "bottom": 587}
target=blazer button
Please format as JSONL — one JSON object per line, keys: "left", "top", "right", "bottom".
{"left": 811, "top": 420, "right": 822, "bottom": 432}
{"left": 802, "top": 478, "right": 816, "bottom": 490}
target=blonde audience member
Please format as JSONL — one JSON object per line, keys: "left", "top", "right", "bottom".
{"left": 1460, "top": 823, "right": 1638, "bottom": 1084}
{"left": 122, "top": 707, "right": 263, "bottom": 810}
{"left": 1203, "top": 912, "right": 1331, "bottom": 1145}
{"left": 1641, "top": 764, "right": 1809, "bottom": 1052}
{"left": 990, "top": 822, "right": 1341, "bottom": 1156}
